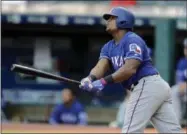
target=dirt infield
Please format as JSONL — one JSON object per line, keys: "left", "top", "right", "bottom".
{"left": 1, "top": 123, "right": 187, "bottom": 133}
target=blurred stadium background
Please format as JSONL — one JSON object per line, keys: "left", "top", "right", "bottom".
{"left": 1, "top": 0, "right": 187, "bottom": 133}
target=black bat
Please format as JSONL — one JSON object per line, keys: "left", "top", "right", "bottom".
{"left": 11, "top": 64, "right": 80, "bottom": 84}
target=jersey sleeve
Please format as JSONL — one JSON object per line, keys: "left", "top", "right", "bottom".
{"left": 125, "top": 38, "right": 144, "bottom": 62}
{"left": 49, "top": 105, "right": 61, "bottom": 124}
{"left": 99, "top": 42, "right": 110, "bottom": 60}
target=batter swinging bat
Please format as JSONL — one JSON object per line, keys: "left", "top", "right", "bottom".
{"left": 11, "top": 64, "right": 80, "bottom": 84}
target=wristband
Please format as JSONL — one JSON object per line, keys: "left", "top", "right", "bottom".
{"left": 103, "top": 75, "right": 114, "bottom": 84}
{"left": 89, "top": 74, "right": 97, "bottom": 81}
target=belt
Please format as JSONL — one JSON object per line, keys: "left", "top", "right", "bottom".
{"left": 129, "top": 81, "right": 139, "bottom": 91}
{"left": 129, "top": 74, "right": 159, "bottom": 91}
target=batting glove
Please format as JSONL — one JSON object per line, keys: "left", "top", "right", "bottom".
{"left": 91, "top": 79, "right": 107, "bottom": 91}
{"left": 79, "top": 77, "right": 93, "bottom": 91}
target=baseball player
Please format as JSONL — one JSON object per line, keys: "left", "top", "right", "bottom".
{"left": 49, "top": 88, "right": 87, "bottom": 125}
{"left": 176, "top": 38, "right": 187, "bottom": 84}
{"left": 172, "top": 38, "right": 187, "bottom": 121}
{"left": 79, "top": 7, "right": 183, "bottom": 133}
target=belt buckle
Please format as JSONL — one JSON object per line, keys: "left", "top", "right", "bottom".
{"left": 130, "top": 84, "right": 135, "bottom": 91}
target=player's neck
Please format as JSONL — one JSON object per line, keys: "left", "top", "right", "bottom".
{"left": 113, "top": 30, "right": 127, "bottom": 45}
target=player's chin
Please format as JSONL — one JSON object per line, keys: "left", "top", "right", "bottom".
{"left": 106, "top": 28, "right": 112, "bottom": 33}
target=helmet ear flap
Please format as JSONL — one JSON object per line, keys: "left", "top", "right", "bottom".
{"left": 120, "top": 21, "right": 126, "bottom": 25}
{"left": 117, "top": 20, "right": 127, "bottom": 29}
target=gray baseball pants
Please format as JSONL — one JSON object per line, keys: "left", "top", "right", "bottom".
{"left": 122, "top": 75, "right": 183, "bottom": 133}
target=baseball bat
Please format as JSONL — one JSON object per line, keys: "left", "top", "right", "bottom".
{"left": 11, "top": 64, "right": 80, "bottom": 84}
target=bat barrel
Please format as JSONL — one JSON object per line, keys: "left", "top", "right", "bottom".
{"left": 11, "top": 64, "right": 80, "bottom": 84}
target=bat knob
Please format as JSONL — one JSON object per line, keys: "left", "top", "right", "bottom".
{"left": 11, "top": 64, "right": 16, "bottom": 71}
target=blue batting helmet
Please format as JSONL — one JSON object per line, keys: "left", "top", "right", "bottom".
{"left": 148, "top": 47, "right": 153, "bottom": 57}
{"left": 103, "top": 7, "right": 135, "bottom": 29}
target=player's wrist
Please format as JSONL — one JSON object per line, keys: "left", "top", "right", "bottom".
{"left": 88, "top": 74, "right": 97, "bottom": 82}
{"left": 101, "top": 75, "right": 114, "bottom": 85}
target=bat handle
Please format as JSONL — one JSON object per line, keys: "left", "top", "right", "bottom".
{"left": 11, "top": 64, "right": 16, "bottom": 71}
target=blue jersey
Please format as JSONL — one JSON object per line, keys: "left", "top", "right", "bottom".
{"left": 176, "top": 57, "right": 187, "bottom": 83}
{"left": 99, "top": 31, "right": 158, "bottom": 89}
{"left": 49, "top": 100, "right": 87, "bottom": 125}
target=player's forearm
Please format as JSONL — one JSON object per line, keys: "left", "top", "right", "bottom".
{"left": 89, "top": 59, "right": 110, "bottom": 80}
{"left": 111, "top": 67, "right": 136, "bottom": 83}
{"left": 101, "top": 67, "right": 136, "bottom": 84}
{"left": 90, "top": 66, "right": 106, "bottom": 79}
{"left": 102, "top": 59, "right": 140, "bottom": 84}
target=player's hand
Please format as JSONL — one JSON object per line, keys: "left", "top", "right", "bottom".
{"left": 79, "top": 77, "right": 93, "bottom": 90}
{"left": 91, "top": 79, "right": 107, "bottom": 91}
